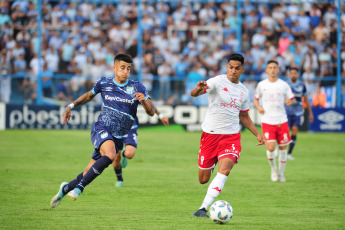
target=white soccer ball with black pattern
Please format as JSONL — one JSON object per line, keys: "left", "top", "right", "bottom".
{"left": 209, "top": 200, "right": 233, "bottom": 224}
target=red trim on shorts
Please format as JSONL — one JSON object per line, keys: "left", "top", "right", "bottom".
{"left": 240, "top": 109, "right": 249, "bottom": 113}
{"left": 290, "top": 97, "right": 295, "bottom": 100}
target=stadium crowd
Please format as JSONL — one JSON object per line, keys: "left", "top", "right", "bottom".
{"left": 0, "top": 0, "right": 344, "bottom": 106}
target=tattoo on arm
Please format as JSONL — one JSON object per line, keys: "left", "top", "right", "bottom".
{"left": 74, "top": 91, "right": 95, "bottom": 107}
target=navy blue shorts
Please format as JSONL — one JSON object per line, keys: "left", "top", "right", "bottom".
{"left": 287, "top": 114, "right": 302, "bottom": 128}
{"left": 124, "top": 127, "right": 138, "bottom": 147}
{"left": 91, "top": 123, "right": 124, "bottom": 160}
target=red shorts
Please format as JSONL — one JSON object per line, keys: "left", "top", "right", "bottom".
{"left": 261, "top": 122, "right": 291, "bottom": 146}
{"left": 198, "top": 132, "right": 241, "bottom": 169}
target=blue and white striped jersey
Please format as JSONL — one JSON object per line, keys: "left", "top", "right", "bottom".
{"left": 285, "top": 80, "right": 307, "bottom": 116}
{"left": 92, "top": 77, "right": 149, "bottom": 138}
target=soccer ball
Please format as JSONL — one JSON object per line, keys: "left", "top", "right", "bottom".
{"left": 209, "top": 200, "right": 233, "bottom": 224}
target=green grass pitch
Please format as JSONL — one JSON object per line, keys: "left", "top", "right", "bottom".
{"left": 0, "top": 126, "right": 344, "bottom": 229}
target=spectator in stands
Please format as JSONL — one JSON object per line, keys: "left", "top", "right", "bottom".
{"left": 0, "top": 54, "right": 12, "bottom": 103}
{"left": 312, "top": 86, "right": 326, "bottom": 108}
{"left": 41, "top": 63, "right": 53, "bottom": 98}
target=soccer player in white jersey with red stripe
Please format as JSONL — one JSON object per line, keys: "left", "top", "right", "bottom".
{"left": 254, "top": 60, "right": 296, "bottom": 183}
{"left": 191, "top": 54, "right": 267, "bottom": 218}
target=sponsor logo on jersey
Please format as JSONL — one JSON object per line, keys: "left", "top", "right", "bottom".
{"left": 220, "top": 97, "right": 240, "bottom": 109}
{"left": 104, "top": 95, "right": 135, "bottom": 104}
{"left": 126, "top": 86, "right": 134, "bottom": 94}
{"left": 222, "top": 87, "right": 229, "bottom": 92}
{"left": 105, "top": 87, "right": 113, "bottom": 92}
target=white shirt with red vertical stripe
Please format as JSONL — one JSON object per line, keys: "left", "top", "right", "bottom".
{"left": 255, "top": 78, "right": 295, "bottom": 125}
{"left": 202, "top": 74, "right": 250, "bottom": 134}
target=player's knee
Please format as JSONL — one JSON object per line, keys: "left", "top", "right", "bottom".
{"left": 267, "top": 146, "right": 275, "bottom": 152}
{"left": 218, "top": 168, "right": 230, "bottom": 176}
{"left": 125, "top": 151, "right": 135, "bottom": 159}
{"left": 105, "top": 151, "right": 116, "bottom": 161}
{"left": 199, "top": 177, "right": 209, "bottom": 184}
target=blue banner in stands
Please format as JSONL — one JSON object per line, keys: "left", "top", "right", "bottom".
{"left": 309, "top": 108, "right": 345, "bottom": 132}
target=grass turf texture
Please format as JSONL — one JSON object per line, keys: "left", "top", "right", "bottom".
{"left": 0, "top": 127, "right": 344, "bottom": 229}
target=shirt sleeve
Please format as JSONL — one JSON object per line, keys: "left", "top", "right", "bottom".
{"left": 240, "top": 92, "right": 250, "bottom": 112}
{"left": 137, "top": 82, "right": 151, "bottom": 101}
{"left": 91, "top": 78, "right": 102, "bottom": 95}
{"left": 285, "top": 82, "right": 295, "bottom": 100}
{"left": 205, "top": 76, "right": 218, "bottom": 93}
{"left": 254, "top": 82, "right": 261, "bottom": 100}
{"left": 302, "top": 83, "right": 308, "bottom": 96}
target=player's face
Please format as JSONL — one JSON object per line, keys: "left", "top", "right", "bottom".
{"left": 226, "top": 60, "right": 244, "bottom": 83}
{"left": 289, "top": 70, "right": 299, "bottom": 83}
{"left": 266, "top": 63, "right": 279, "bottom": 79}
{"left": 113, "top": 61, "right": 131, "bottom": 84}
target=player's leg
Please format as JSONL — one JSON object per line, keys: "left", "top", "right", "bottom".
{"left": 288, "top": 115, "right": 300, "bottom": 160}
{"left": 121, "top": 129, "right": 138, "bottom": 168}
{"left": 197, "top": 158, "right": 234, "bottom": 215}
{"left": 277, "top": 122, "right": 291, "bottom": 182}
{"left": 193, "top": 132, "right": 218, "bottom": 218}
{"left": 262, "top": 123, "right": 278, "bottom": 182}
{"left": 113, "top": 152, "right": 123, "bottom": 187}
{"left": 288, "top": 126, "right": 299, "bottom": 160}
{"left": 50, "top": 159, "right": 94, "bottom": 208}
{"left": 69, "top": 140, "right": 117, "bottom": 200}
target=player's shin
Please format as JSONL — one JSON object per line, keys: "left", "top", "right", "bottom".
{"left": 288, "top": 135, "right": 296, "bottom": 155}
{"left": 266, "top": 150, "right": 276, "bottom": 169}
{"left": 278, "top": 149, "right": 287, "bottom": 177}
{"left": 63, "top": 172, "right": 83, "bottom": 195}
{"left": 75, "top": 155, "right": 112, "bottom": 192}
{"left": 200, "top": 172, "right": 227, "bottom": 210}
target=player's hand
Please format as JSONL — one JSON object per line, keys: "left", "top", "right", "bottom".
{"left": 196, "top": 81, "right": 210, "bottom": 91}
{"left": 62, "top": 106, "right": 72, "bottom": 125}
{"left": 309, "top": 113, "right": 314, "bottom": 123}
{"left": 285, "top": 98, "right": 293, "bottom": 106}
{"left": 133, "top": 92, "right": 146, "bottom": 103}
{"left": 160, "top": 117, "right": 169, "bottom": 126}
{"left": 256, "top": 133, "right": 268, "bottom": 147}
{"left": 257, "top": 107, "right": 265, "bottom": 114}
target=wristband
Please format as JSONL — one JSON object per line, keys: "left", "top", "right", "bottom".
{"left": 68, "top": 103, "right": 74, "bottom": 109}
{"left": 158, "top": 113, "right": 164, "bottom": 119}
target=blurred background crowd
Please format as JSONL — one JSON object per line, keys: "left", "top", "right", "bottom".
{"left": 0, "top": 0, "right": 344, "bottom": 107}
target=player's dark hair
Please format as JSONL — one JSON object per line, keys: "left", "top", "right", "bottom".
{"left": 267, "top": 60, "right": 278, "bottom": 66}
{"left": 228, "top": 53, "right": 244, "bottom": 65}
{"left": 289, "top": 67, "right": 299, "bottom": 72}
{"left": 114, "top": 53, "right": 133, "bottom": 64}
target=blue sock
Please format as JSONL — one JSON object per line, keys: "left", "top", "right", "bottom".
{"left": 62, "top": 172, "right": 83, "bottom": 195}
{"left": 76, "top": 155, "right": 112, "bottom": 192}
{"left": 288, "top": 135, "right": 297, "bottom": 154}
{"left": 115, "top": 166, "right": 123, "bottom": 182}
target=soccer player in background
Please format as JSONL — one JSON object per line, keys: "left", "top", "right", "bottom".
{"left": 114, "top": 111, "right": 169, "bottom": 187}
{"left": 191, "top": 53, "right": 267, "bottom": 218}
{"left": 254, "top": 60, "right": 296, "bottom": 182}
{"left": 51, "top": 53, "right": 156, "bottom": 208}
{"left": 285, "top": 67, "right": 314, "bottom": 160}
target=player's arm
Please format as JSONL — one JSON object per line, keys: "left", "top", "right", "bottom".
{"left": 285, "top": 97, "right": 297, "bottom": 106}
{"left": 190, "top": 81, "right": 210, "bottom": 97}
{"left": 239, "top": 111, "right": 267, "bottom": 147}
{"left": 62, "top": 90, "right": 96, "bottom": 125}
{"left": 303, "top": 94, "right": 314, "bottom": 123}
{"left": 153, "top": 106, "right": 169, "bottom": 126}
{"left": 134, "top": 92, "right": 155, "bottom": 116}
{"left": 253, "top": 97, "right": 264, "bottom": 114}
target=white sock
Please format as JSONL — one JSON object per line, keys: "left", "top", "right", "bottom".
{"left": 278, "top": 149, "right": 287, "bottom": 176}
{"left": 199, "top": 172, "right": 228, "bottom": 210}
{"left": 266, "top": 150, "right": 276, "bottom": 169}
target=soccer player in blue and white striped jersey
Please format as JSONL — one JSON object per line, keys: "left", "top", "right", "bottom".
{"left": 51, "top": 53, "right": 156, "bottom": 208}
{"left": 285, "top": 67, "right": 314, "bottom": 160}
